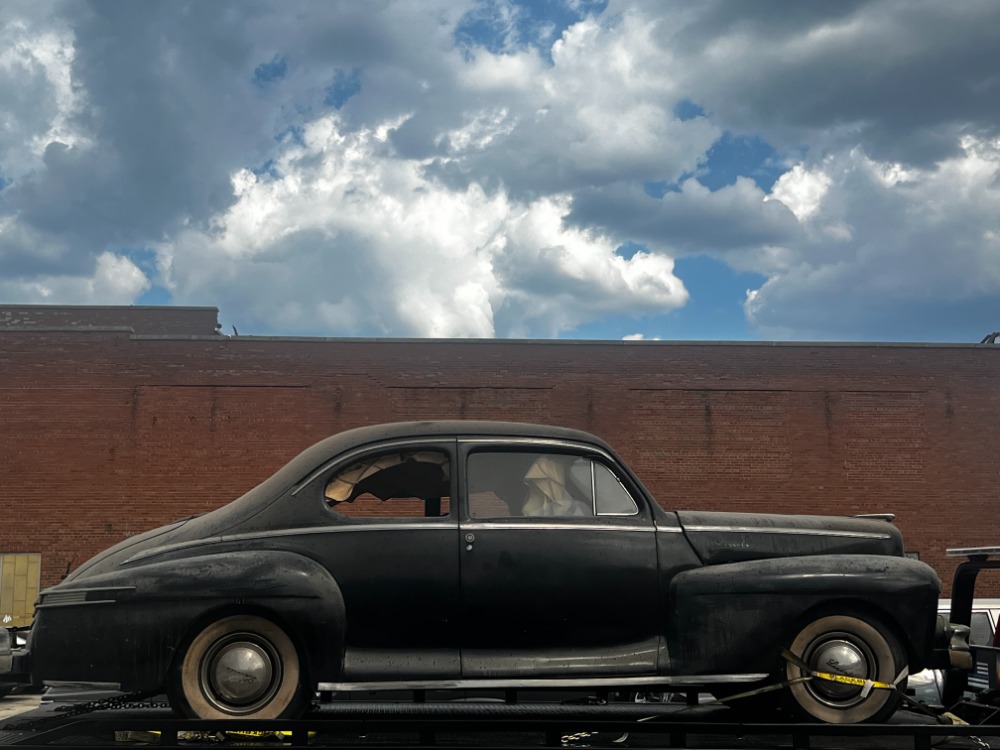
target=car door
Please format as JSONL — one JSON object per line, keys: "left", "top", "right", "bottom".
{"left": 307, "top": 438, "right": 462, "bottom": 681}
{"left": 458, "top": 439, "right": 661, "bottom": 679}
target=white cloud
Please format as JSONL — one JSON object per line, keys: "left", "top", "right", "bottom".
{"left": 766, "top": 165, "right": 831, "bottom": 221}
{"left": 745, "top": 137, "right": 1000, "bottom": 339}
{"left": 0, "top": 3, "right": 86, "bottom": 179}
{"left": 426, "top": 9, "right": 720, "bottom": 195}
{"left": 162, "top": 114, "right": 687, "bottom": 337}
{"left": 623, "top": 332, "right": 661, "bottom": 341}
{"left": 0, "top": 251, "right": 149, "bottom": 304}
{"left": 0, "top": 1, "right": 998, "bottom": 343}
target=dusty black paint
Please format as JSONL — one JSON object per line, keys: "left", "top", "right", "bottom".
{"left": 13, "top": 421, "right": 946, "bottom": 710}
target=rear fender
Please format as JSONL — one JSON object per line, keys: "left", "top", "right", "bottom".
{"left": 33, "top": 550, "right": 345, "bottom": 691}
{"left": 159, "top": 551, "right": 346, "bottom": 683}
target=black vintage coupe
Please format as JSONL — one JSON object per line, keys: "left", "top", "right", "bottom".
{"left": 11, "top": 422, "right": 959, "bottom": 722}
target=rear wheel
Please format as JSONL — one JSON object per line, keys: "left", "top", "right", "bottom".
{"left": 169, "top": 615, "right": 307, "bottom": 720}
{"left": 783, "top": 613, "right": 906, "bottom": 724}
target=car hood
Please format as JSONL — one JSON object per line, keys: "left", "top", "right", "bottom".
{"left": 676, "top": 510, "right": 904, "bottom": 565}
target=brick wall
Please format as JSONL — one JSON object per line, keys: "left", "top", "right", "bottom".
{"left": 0, "top": 328, "right": 997, "bottom": 594}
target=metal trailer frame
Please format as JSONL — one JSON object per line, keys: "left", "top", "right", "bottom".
{"left": 3, "top": 703, "right": 1000, "bottom": 750}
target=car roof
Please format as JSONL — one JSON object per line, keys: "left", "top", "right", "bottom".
{"left": 179, "top": 421, "right": 628, "bottom": 538}
{"left": 273, "top": 420, "right": 614, "bottom": 491}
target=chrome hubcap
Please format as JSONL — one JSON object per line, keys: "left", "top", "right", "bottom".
{"left": 804, "top": 634, "right": 874, "bottom": 707}
{"left": 201, "top": 634, "right": 280, "bottom": 713}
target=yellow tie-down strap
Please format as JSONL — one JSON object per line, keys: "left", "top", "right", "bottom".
{"left": 781, "top": 648, "right": 901, "bottom": 698}
{"left": 116, "top": 729, "right": 317, "bottom": 743}
{"left": 811, "top": 670, "right": 894, "bottom": 696}
{"left": 696, "top": 649, "right": 967, "bottom": 726}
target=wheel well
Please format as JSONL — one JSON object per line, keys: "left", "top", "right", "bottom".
{"left": 168, "top": 604, "right": 312, "bottom": 688}
{"left": 788, "top": 598, "right": 913, "bottom": 668}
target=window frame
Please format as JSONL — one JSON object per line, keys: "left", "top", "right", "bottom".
{"left": 310, "top": 438, "right": 458, "bottom": 524}
{"left": 459, "top": 438, "right": 649, "bottom": 524}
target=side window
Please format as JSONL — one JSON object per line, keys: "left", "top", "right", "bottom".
{"left": 467, "top": 451, "right": 638, "bottom": 519}
{"left": 593, "top": 462, "right": 639, "bottom": 516}
{"left": 325, "top": 449, "right": 450, "bottom": 519}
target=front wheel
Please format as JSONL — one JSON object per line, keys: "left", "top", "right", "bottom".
{"left": 169, "top": 614, "right": 307, "bottom": 720}
{"left": 784, "top": 613, "right": 906, "bottom": 724}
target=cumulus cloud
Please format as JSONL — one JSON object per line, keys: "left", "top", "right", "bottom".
{"left": 0, "top": 2, "right": 84, "bottom": 180}
{"left": 0, "top": 250, "right": 149, "bottom": 304}
{"left": 746, "top": 137, "right": 1000, "bottom": 339}
{"left": 162, "top": 114, "right": 687, "bottom": 337}
{"left": 633, "top": 0, "right": 1000, "bottom": 165}
{"left": 392, "top": 8, "right": 721, "bottom": 199}
{"left": 0, "top": 0, "right": 998, "bottom": 342}
{"left": 570, "top": 177, "right": 801, "bottom": 260}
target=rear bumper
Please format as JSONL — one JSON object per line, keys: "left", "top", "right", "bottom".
{"left": 931, "top": 616, "right": 972, "bottom": 670}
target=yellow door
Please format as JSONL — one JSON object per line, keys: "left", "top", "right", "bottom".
{"left": 0, "top": 553, "right": 41, "bottom": 627}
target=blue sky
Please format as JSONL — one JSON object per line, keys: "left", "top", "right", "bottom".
{"left": 1, "top": 0, "right": 998, "bottom": 342}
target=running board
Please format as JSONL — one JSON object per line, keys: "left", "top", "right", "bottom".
{"left": 317, "top": 673, "right": 768, "bottom": 692}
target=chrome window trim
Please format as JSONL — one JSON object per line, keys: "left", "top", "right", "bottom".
{"left": 460, "top": 437, "right": 609, "bottom": 452}
{"left": 293, "top": 438, "right": 457, "bottom": 496}
{"left": 594, "top": 463, "right": 640, "bottom": 517}
{"left": 683, "top": 525, "right": 892, "bottom": 540}
{"left": 318, "top": 673, "right": 769, "bottom": 692}
{"left": 463, "top": 440, "right": 642, "bottom": 519}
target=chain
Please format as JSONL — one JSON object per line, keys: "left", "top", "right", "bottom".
{"left": 7, "top": 690, "right": 167, "bottom": 732}
{"left": 562, "top": 730, "right": 598, "bottom": 746}
{"left": 52, "top": 690, "right": 170, "bottom": 716}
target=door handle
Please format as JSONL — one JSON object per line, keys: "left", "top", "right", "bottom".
{"left": 465, "top": 532, "right": 475, "bottom": 551}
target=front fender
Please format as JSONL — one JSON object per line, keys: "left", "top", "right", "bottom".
{"left": 33, "top": 550, "right": 346, "bottom": 691}
{"left": 667, "top": 555, "right": 940, "bottom": 675}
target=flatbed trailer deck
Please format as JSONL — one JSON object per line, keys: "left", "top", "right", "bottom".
{"left": 2, "top": 700, "right": 996, "bottom": 750}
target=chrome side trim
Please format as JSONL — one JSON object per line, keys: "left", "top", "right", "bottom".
{"left": 654, "top": 526, "right": 684, "bottom": 534}
{"left": 318, "top": 673, "right": 769, "bottom": 692}
{"left": 44, "top": 680, "right": 122, "bottom": 691}
{"left": 124, "top": 538, "right": 223, "bottom": 563}
{"left": 232, "top": 523, "right": 458, "bottom": 538}
{"left": 37, "top": 586, "right": 136, "bottom": 608}
{"left": 40, "top": 585, "right": 136, "bottom": 596}
{"left": 683, "top": 525, "right": 891, "bottom": 540}
{"left": 36, "top": 600, "right": 118, "bottom": 610}
{"left": 124, "top": 523, "right": 458, "bottom": 564}
{"left": 126, "top": 517, "right": 684, "bottom": 565}
{"left": 462, "top": 522, "right": 653, "bottom": 533}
